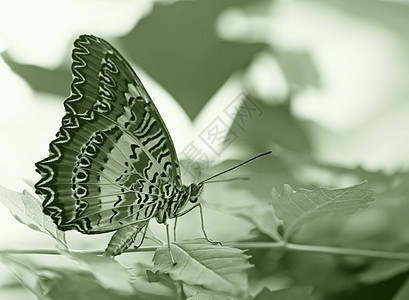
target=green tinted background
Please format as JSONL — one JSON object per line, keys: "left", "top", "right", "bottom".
{"left": 1, "top": 0, "right": 409, "bottom": 299}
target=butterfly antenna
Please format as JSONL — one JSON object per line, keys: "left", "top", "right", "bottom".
{"left": 204, "top": 177, "right": 249, "bottom": 184}
{"left": 199, "top": 151, "right": 272, "bottom": 185}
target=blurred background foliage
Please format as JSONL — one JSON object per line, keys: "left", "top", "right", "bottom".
{"left": 1, "top": 0, "right": 409, "bottom": 299}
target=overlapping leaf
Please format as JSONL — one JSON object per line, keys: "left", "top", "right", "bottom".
{"left": 0, "top": 253, "right": 142, "bottom": 300}
{"left": 153, "top": 239, "right": 251, "bottom": 297}
{"left": 38, "top": 267, "right": 143, "bottom": 300}
{"left": 130, "top": 272, "right": 184, "bottom": 300}
{"left": 183, "top": 283, "right": 242, "bottom": 299}
{"left": 0, "top": 185, "right": 66, "bottom": 247}
{"left": 394, "top": 277, "right": 409, "bottom": 300}
{"left": 271, "top": 181, "right": 374, "bottom": 239}
{"left": 207, "top": 199, "right": 282, "bottom": 242}
{"left": 61, "top": 251, "right": 134, "bottom": 294}
{"left": 358, "top": 260, "right": 409, "bottom": 284}
{"left": 0, "top": 254, "right": 46, "bottom": 299}
{"left": 254, "top": 286, "right": 314, "bottom": 300}
{"left": 145, "top": 271, "right": 186, "bottom": 300}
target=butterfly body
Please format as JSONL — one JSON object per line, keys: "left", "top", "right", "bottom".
{"left": 35, "top": 35, "right": 203, "bottom": 237}
{"left": 155, "top": 183, "right": 203, "bottom": 224}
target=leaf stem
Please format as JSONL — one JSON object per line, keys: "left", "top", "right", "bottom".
{"left": 1, "top": 242, "right": 409, "bottom": 261}
{"left": 235, "top": 242, "right": 409, "bottom": 261}
{"left": 0, "top": 246, "right": 158, "bottom": 256}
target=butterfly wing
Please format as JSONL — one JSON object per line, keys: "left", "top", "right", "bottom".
{"left": 35, "top": 35, "right": 181, "bottom": 234}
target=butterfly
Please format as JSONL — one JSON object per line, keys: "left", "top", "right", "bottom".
{"left": 35, "top": 34, "right": 271, "bottom": 260}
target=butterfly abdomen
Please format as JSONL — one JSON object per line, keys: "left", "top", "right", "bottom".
{"left": 104, "top": 222, "right": 148, "bottom": 257}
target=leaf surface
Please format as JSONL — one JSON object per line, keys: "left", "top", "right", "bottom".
{"left": 0, "top": 185, "right": 66, "bottom": 247}
{"left": 359, "top": 260, "right": 409, "bottom": 284}
{"left": 183, "top": 282, "right": 243, "bottom": 299}
{"left": 0, "top": 254, "right": 46, "bottom": 299}
{"left": 131, "top": 273, "right": 183, "bottom": 300}
{"left": 254, "top": 286, "right": 314, "bottom": 300}
{"left": 153, "top": 239, "right": 251, "bottom": 297}
{"left": 271, "top": 181, "right": 374, "bottom": 239}
{"left": 393, "top": 276, "right": 409, "bottom": 300}
{"left": 61, "top": 251, "right": 134, "bottom": 294}
{"left": 146, "top": 271, "right": 186, "bottom": 299}
{"left": 221, "top": 204, "right": 282, "bottom": 241}
{"left": 40, "top": 268, "right": 139, "bottom": 300}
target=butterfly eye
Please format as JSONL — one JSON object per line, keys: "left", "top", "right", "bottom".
{"left": 188, "top": 184, "right": 203, "bottom": 203}
{"left": 189, "top": 184, "right": 198, "bottom": 195}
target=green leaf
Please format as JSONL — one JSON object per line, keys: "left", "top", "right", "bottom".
{"left": 0, "top": 185, "right": 67, "bottom": 247}
{"left": 275, "top": 50, "right": 320, "bottom": 90}
{"left": 153, "top": 239, "right": 252, "bottom": 297}
{"left": 208, "top": 201, "right": 282, "bottom": 241}
{"left": 146, "top": 271, "right": 186, "bottom": 299}
{"left": 228, "top": 204, "right": 282, "bottom": 241}
{"left": 254, "top": 286, "right": 314, "bottom": 300}
{"left": 40, "top": 268, "right": 140, "bottom": 300}
{"left": 129, "top": 264, "right": 188, "bottom": 300}
{"left": 117, "top": 262, "right": 183, "bottom": 300}
{"left": 359, "top": 260, "right": 409, "bottom": 284}
{"left": 131, "top": 272, "right": 181, "bottom": 300}
{"left": 227, "top": 101, "right": 312, "bottom": 155}
{"left": 183, "top": 283, "right": 243, "bottom": 299}
{"left": 271, "top": 181, "right": 374, "bottom": 240}
{"left": 121, "top": 0, "right": 265, "bottom": 119}
{"left": 4, "top": 58, "right": 70, "bottom": 97}
{"left": 0, "top": 253, "right": 142, "bottom": 300}
{"left": 394, "top": 277, "right": 409, "bottom": 300}
{"left": 325, "top": 0, "right": 409, "bottom": 38}
{"left": 61, "top": 251, "right": 135, "bottom": 294}
{"left": 0, "top": 254, "right": 46, "bottom": 299}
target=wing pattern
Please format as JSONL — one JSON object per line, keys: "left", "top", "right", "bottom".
{"left": 35, "top": 35, "right": 181, "bottom": 233}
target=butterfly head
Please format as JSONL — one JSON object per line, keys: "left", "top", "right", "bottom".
{"left": 188, "top": 183, "right": 204, "bottom": 203}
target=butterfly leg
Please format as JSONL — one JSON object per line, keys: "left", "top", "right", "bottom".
{"left": 133, "top": 220, "right": 150, "bottom": 249}
{"left": 173, "top": 217, "right": 178, "bottom": 242}
{"left": 198, "top": 204, "right": 222, "bottom": 246}
{"left": 176, "top": 204, "right": 222, "bottom": 246}
{"left": 165, "top": 222, "right": 176, "bottom": 265}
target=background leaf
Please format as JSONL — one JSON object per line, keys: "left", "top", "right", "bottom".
{"left": 227, "top": 101, "right": 312, "bottom": 155}
{"left": 0, "top": 254, "right": 174, "bottom": 300}
{"left": 325, "top": 0, "right": 409, "bottom": 37}
{"left": 0, "top": 185, "right": 66, "bottom": 247}
{"left": 131, "top": 271, "right": 184, "bottom": 300}
{"left": 183, "top": 283, "right": 242, "bottom": 299}
{"left": 0, "top": 254, "right": 46, "bottom": 299}
{"left": 61, "top": 251, "right": 135, "bottom": 294}
{"left": 394, "top": 277, "right": 409, "bottom": 300}
{"left": 206, "top": 200, "right": 282, "bottom": 242}
{"left": 4, "top": 58, "right": 70, "bottom": 97}
{"left": 271, "top": 181, "right": 374, "bottom": 239}
{"left": 153, "top": 239, "right": 251, "bottom": 297}
{"left": 359, "top": 260, "right": 409, "bottom": 284}
{"left": 254, "top": 286, "right": 314, "bottom": 300}
{"left": 146, "top": 271, "right": 186, "bottom": 300}
{"left": 275, "top": 50, "right": 321, "bottom": 91}
{"left": 120, "top": 0, "right": 266, "bottom": 119}
{"left": 39, "top": 268, "right": 140, "bottom": 300}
